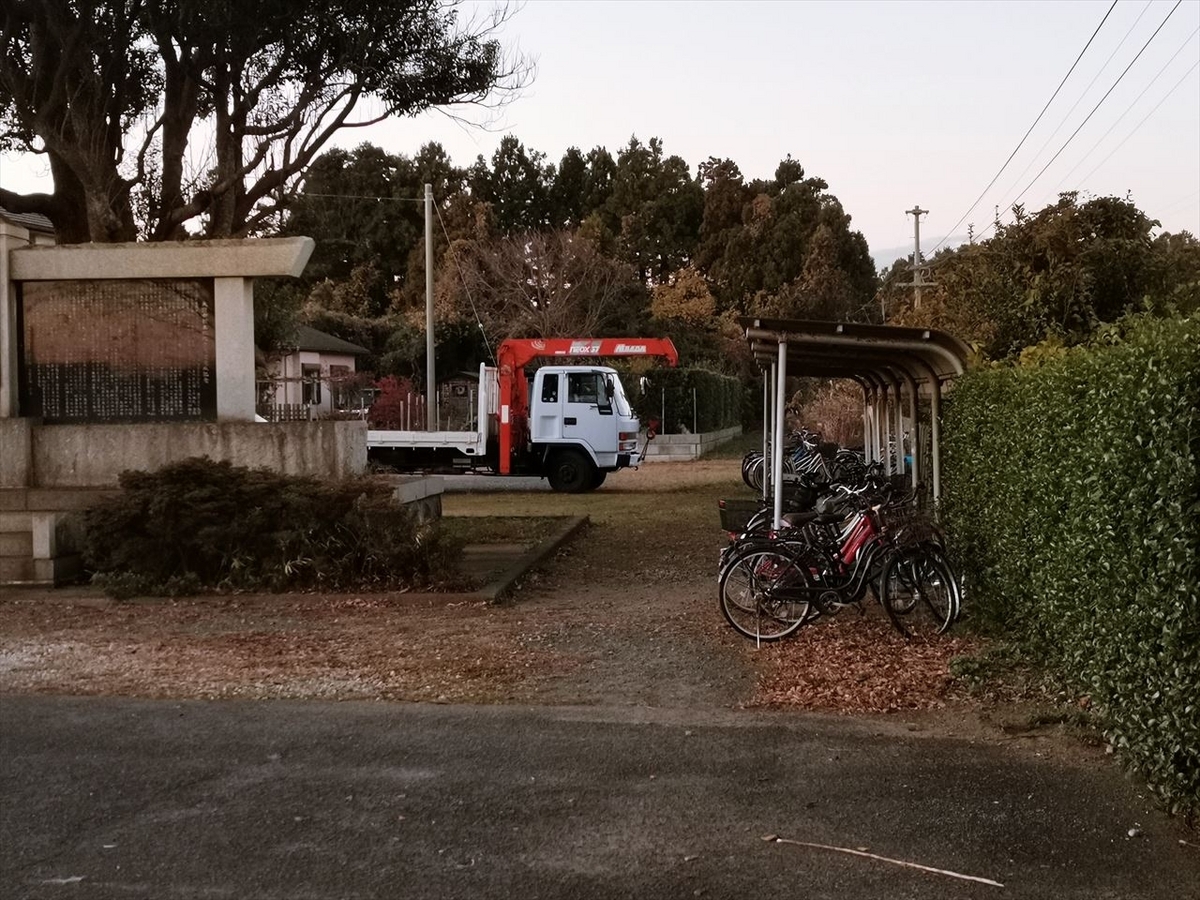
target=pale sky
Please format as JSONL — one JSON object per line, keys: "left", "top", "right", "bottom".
{"left": 2, "top": 0, "right": 1198, "bottom": 266}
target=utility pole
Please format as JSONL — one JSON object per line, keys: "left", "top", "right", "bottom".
{"left": 425, "top": 183, "right": 436, "bottom": 431}
{"left": 904, "top": 205, "right": 935, "bottom": 310}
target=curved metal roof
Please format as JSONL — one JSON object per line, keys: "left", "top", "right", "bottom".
{"left": 739, "top": 316, "right": 970, "bottom": 385}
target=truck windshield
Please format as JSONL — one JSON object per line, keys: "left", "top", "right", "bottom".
{"left": 609, "top": 374, "right": 632, "bottom": 417}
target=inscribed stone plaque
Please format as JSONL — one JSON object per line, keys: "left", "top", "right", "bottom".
{"left": 19, "top": 279, "right": 216, "bottom": 423}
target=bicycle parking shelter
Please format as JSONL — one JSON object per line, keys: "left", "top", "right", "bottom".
{"left": 739, "top": 317, "right": 970, "bottom": 528}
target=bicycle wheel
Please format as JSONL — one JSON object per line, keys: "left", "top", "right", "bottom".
{"left": 920, "top": 541, "right": 963, "bottom": 625}
{"left": 718, "top": 545, "right": 813, "bottom": 641}
{"left": 880, "top": 547, "right": 956, "bottom": 637}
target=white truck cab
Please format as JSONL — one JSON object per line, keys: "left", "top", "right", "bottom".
{"left": 529, "top": 366, "right": 642, "bottom": 473}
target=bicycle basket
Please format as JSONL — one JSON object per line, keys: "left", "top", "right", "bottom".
{"left": 718, "top": 498, "right": 762, "bottom": 533}
{"left": 878, "top": 502, "right": 940, "bottom": 546}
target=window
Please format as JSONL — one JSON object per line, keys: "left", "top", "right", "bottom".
{"left": 302, "top": 364, "right": 322, "bottom": 405}
{"left": 567, "top": 372, "right": 601, "bottom": 404}
{"left": 329, "top": 365, "right": 350, "bottom": 409}
{"left": 541, "top": 373, "right": 559, "bottom": 403}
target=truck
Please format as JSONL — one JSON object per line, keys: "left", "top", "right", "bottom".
{"left": 366, "top": 337, "right": 680, "bottom": 492}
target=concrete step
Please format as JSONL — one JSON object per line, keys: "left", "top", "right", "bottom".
{"left": 0, "top": 488, "right": 118, "bottom": 512}
{"left": 0, "top": 557, "right": 36, "bottom": 582}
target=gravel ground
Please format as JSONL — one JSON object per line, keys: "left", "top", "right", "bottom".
{"left": 0, "top": 455, "right": 1012, "bottom": 723}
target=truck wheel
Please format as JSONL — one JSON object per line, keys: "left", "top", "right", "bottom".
{"left": 547, "top": 450, "right": 594, "bottom": 493}
{"left": 591, "top": 469, "right": 607, "bottom": 489}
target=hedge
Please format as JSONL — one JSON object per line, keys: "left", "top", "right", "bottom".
{"left": 942, "top": 314, "right": 1200, "bottom": 819}
{"left": 621, "top": 366, "right": 743, "bottom": 434}
{"left": 83, "top": 458, "right": 463, "bottom": 596}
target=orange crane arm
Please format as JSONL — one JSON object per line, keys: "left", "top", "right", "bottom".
{"left": 496, "top": 337, "right": 679, "bottom": 370}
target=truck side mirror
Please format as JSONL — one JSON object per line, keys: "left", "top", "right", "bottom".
{"left": 604, "top": 376, "right": 615, "bottom": 400}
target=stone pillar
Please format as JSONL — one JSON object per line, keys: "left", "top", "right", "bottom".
{"left": 214, "top": 276, "right": 256, "bottom": 421}
{"left": 0, "top": 221, "right": 31, "bottom": 419}
{"left": 0, "top": 417, "right": 34, "bottom": 487}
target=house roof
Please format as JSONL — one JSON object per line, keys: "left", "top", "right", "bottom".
{"left": 293, "top": 324, "right": 369, "bottom": 355}
{"left": 0, "top": 204, "right": 54, "bottom": 234}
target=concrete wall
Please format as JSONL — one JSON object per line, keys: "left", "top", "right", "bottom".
{"left": 25, "top": 420, "right": 367, "bottom": 488}
{"left": 642, "top": 425, "right": 743, "bottom": 461}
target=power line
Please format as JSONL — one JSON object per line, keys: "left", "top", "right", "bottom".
{"left": 928, "top": 0, "right": 1119, "bottom": 254}
{"left": 1152, "top": 187, "right": 1200, "bottom": 224}
{"left": 1072, "top": 58, "right": 1200, "bottom": 189}
{"left": 1008, "top": 0, "right": 1184, "bottom": 210}
{"left": 973, "top": 0, "right": 1186, "bottom": 243}
{"left": 993, "top": 0, "right": 1155, "bottom": 208}
{"left": 1045, "top": 26, "right": 1199, "bottom": 201}
{"left": 1155, "top": 188, "right": 1200, "bottom": 219}
{"left": 297, "top": 192, "right": 425, "bottom": 202}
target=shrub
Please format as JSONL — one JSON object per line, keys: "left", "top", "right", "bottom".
{"left": 368, "top": 374, "right": 422, "bottom": 429}
{"left": 83, "top": 458, "right": 462, "bottom": 595}
{"left": 793, "top": 380, "right": 865, "bottom": 448}
{"left": 942, "top": 313, "right": 1200, "bottom": 819}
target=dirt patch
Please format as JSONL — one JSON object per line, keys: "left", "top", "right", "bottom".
{"left": 0, "top": 453, "right": 1079, "bottom": 754}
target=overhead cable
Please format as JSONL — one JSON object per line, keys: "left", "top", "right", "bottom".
{"left": 994, "top": 0, "right": 1156, "bottom": 208}
{"left": 1073, "top": 58, "right": 1200, "bottom": 189}
{"left": 1007, "top": 0, "right": 1184, "bottom": 211}
{"left": 927, "top": 0, "right": 1119, "bottom": 253}
{"left": 1045, "top": 26, "right": 1199, "bottom": 200}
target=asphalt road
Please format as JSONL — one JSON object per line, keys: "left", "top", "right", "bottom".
{"left": 3, "top": 696, "right": 1196, "bottom": 899}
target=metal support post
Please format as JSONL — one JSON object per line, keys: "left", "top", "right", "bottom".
{"left": 891, "top": 374, "right": 905, "bottom": 476}
{"left": 763, "top": 369, "right": 772, "bottom": 502}
{"left": 772, "top": 342, "right": 788, "bottom": 530}
{"left": 930, "top": 379, "right": 942, "bottom": 506}
{"left": 424, "top": 183, "right": 436, "bottom": 431}
{"left": 880, "top": 383, "right": 892, "bottom": 475}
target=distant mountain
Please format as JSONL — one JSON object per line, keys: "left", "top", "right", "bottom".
{"left": 871, "top": 236, "right": 969, "bottom": 274}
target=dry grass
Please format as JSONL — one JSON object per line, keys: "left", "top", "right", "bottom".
{"left": 0, "top": 450, "right": 986, "bottom": 715}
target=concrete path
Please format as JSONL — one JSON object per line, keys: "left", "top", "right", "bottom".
{"left": 3, "top": 696, "right": 1196, "bottom": 899}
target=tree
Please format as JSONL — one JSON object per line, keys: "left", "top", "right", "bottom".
{"left": 604, "top": 136, "right": 703, "bottom": 285}
{"left": 887, "top": 193, "right": 1187, "bottom": 357}
{"left": 697, "top": 158, "right": 876, "bottom": 320}
{"left": 549, "top": 146, "right": 587, "bottom": 228}
{"left": 694, "top": 157, "right": 748, "bottom": 275}
{"left": 648, "top": 265, "right": 742, "bottom": 371}
{"left": 467, "top": 135, "right": 552, "bottom": 234}
{"left": 758, "top": 224, "right": 855, "bottom": 320}
{"left": 0, "top": 0, "right": 523, "bottom": 242}
{"left": 439, "top": 228, "right": 648, "bottom": 339}
{"left": 283, "top": 141, "right": 467, "bottom": 312}
{"left": 650, "top": 266, "right": 716, "bottom": 324}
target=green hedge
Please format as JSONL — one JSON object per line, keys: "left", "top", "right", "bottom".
{"left": 621, "top": 366, "right": 743, "bottom": 434}
{"left": 942, "top": 314, "right": 1200, "bottom": 818}
{"left": 83, "top": 458, "right": 463, "bottom": 596}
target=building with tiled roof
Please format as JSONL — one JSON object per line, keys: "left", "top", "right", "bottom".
{"left": 0, "top": 204, "right": 55, "bottom": 237}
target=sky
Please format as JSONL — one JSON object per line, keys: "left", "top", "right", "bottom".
{"left": 2, "top": 0, "right": 1198, "bottom": 268}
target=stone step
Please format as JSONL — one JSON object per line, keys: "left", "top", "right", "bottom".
{"left": 0, "top": 488, "right": 119, "bottom": 512}
{"left": 0, "top": 557, "right": 36, "bottom": 583}
{"left": 0, "top": 531, "right": 33, "bottom": 557}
